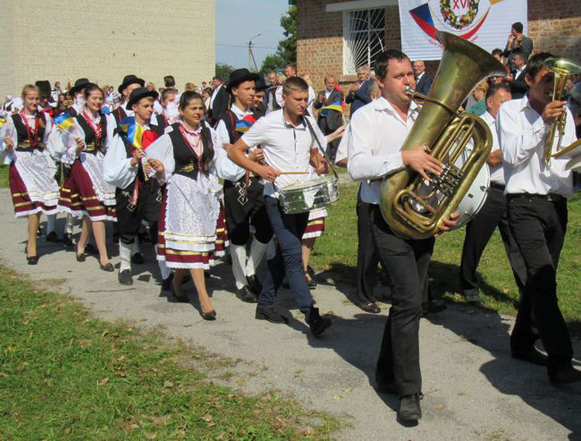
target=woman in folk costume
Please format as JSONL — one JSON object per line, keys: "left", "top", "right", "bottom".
{"left": 0, "top": 85, "right": 61, "bottom": 264}
{"left": 146, "top": 91, "right": 223, "bottom": 320}
{"left": 57, "top": 83, "right": 116, "bottom": 272}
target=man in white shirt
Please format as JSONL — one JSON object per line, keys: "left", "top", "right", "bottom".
{"left": 347, "top": 50, "right": 457, "bottom": 422}
{"left": 459, "top": 84, "right": 527, "bottom": 306}
{"left": 228, "top": 76, "right": 332, "bottom": 337}
{"left": 498, "top": 52, "right": 581, "bottom": 384}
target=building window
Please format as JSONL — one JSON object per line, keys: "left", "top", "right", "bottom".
{"left": 343, "top": 8, "right": 386, "bottom": 75}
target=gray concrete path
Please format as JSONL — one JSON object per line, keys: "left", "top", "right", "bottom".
{"left": 0, "top": 188, "right": 579, "bottom": 441}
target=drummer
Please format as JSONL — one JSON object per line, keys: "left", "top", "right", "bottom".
{"left": 227, "top": 76, "right": 333, "bottom": 337}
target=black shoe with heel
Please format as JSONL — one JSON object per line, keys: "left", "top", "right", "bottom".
{"left": 398, "top": 394, "right": 423, "bottom": 422}
{"left": 200, "top": 310, "right": 217, "bottom": 321}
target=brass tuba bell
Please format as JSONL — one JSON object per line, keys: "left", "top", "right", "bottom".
{"left": 379, "top": 31, "right": 506, "bottom": 240}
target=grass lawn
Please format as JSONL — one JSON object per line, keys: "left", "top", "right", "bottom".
{"left": 0, "top": 165, "right": 8, "bottom": 188}
{"left": 0, "top": 266, "right": 340, "bottom": 441}
{"left": 312, "top": 182, "right": 581, "bottom": 333}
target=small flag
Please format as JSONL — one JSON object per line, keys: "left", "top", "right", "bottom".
{"left": 320, "top": 100, "right": 343, "bottom": 118}
{"left": 54, "top": 110, "right": 75, "bottom": 130}
{"left": 119, "top": 117, "right": 144, "bottom": 150}
{"left": 0, "top": 117, "right": 6, "bottom": 128}
{"left": 235, "top": 114, "right": 257, "bottom": 134}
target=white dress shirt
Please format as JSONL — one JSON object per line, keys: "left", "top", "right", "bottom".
{"left": 241, "top": 109, "right": 326, "bottom": 198}
{"left": 347, "top": 96, "right": 420, "bottom": 204}
{"left": 334, "top": 124, "right": 350, "bottom": 165}
{"left": 215, "top": 104, "right": 252, "bottom": 182}
{"left": 481, "top": 111, "right": 505, "bottom": 185}
{"left": 497, "top": 96, "right": 576, "bottom": 196}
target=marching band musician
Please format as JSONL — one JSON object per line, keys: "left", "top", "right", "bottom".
{"left": 497, "top": 52, "right": 581, "bottom": 384}
{"left": 228, "top": 76, "right": 333, "bottom": 337}
{"left": 347, "top": 50, "right": 458, "bottom": 422}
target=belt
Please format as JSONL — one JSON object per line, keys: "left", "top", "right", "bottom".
{"left": 490, "top": 182, "right": 505, "bottom": 191}
{"left": 507, "top": 193, "right": 565, "bottom": 203}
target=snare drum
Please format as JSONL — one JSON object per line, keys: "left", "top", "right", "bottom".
{"left": 278, "top": 176, "right": 339, "bottom": 214}
{"left": 455, "top": 163, "right": 490, "bottom": 229}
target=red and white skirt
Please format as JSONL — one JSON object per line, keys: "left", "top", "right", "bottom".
{"left": 302, "top": 208, "right": 327, "bottom": 239}
{"left": 9, "top": 150, "right": 59, "bottom": 218}
{"left": 58, "top": 153, "right": 116, "bottom": 222}
{"left": 214, "top": 201, "right": 229, "bottom": 257}
{"left": 157, "top": 173, "right": 220, "bottom": 270}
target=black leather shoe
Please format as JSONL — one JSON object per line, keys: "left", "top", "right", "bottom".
{"left": 236, "top": 286, "right": 258, "bottom": 303}
{"left": 118, "top": 269, "right": 133, "bottom": 285}
{"left": 85, "top": 243, "right": 98, "bottom": 255}
{"left": 464, "top": 291, "right": 483, "bottom": 305}
{"left": 100, "top": 262, "right": 114, "bottom": 272}
{"left": 62, "top": 233, "right": 74, "bottom": 248}
{"left": 200, "top": 310, "right": 217, "bottom": 321}
{"left": 356, "top": 301, "right": 381, "bottom": 314}
{"left": 422, "top": 299, "right": 447, "bottom": 317}
{"left": 549, "top": 366, "right": 581, "bottom": 384}
{"left": 398, "top": 394, "right": 422, "bottom": 421}
{"left": 162, "top": 273, "right": 174, "bottom": 291}
{"left": 27, "top": 255, "right": 39, "bottom": 265}
{"left": 511, "top": 347, "right": 548, "bottom": 366}
{"left": 246, "top": 275, "right": 262, "bottom": 295}
{"left": 76, "top": 253, "right": 86, "bottom": 262}
{"left": 46, "top": 231, "right": 60, "bottom": 242}
{"left": 131, "top": 252, "right": 145, "bottom": 264}
{"left": 255, "top": 306, "right": 289, "bottom": 324}
{"left": 306, "top": 277, "right": 317, "bottom": 289}
{"left": 307, "top": 306, "right": 332, "bottom": 336}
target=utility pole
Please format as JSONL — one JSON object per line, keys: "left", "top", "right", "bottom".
{"left": 248, "top": 33, "right": 261, "bottom": 72}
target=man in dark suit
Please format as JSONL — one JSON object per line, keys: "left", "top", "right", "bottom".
{"left": 413, "top": 60, "right": 432, "bottom": 95}
{"left": 314, "top": 75, "right": 344, "bottom": 161}
{"left": 508, "top": 48, "right": 529, "bottom": 99}
{"left": 209, "top": 75, "right": 229, "bottom": 126}
{"left": 346, "top": 65, "right": 372, "bottom": 117}
{"left": 503, "top": 22, "right": 533, "bottom": 72}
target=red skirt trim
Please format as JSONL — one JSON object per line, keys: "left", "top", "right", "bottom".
{"left": 9, "top": 163, "right": 58, "bottom": 217}
{"left": 302, "top": 216, "right": 325, "bottom": 239}
{"left": 214, "top": 202, "right": 229, "bottom": 256}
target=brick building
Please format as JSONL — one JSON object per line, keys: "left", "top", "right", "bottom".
{"left": 0, "top": 0, "right": 215, "bottom": 97}
{"left": 296, "top": 0, "right": 581, "bottom": 91}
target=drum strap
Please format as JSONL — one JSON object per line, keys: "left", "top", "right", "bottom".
{"left": 303, "top": 117, "right": 339, "bottom": 182}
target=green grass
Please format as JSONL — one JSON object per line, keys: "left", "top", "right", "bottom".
{"left": 312, "top": 183, "right": 581, "bottom": 332}
{"left": 0, "top": 266, "right": 341, "bottom": 441}
{"left": 0, "top": 165, "right": 8, "bottom": 188}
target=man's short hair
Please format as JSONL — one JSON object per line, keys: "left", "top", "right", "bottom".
{"left": 213, "top": 76, "right": 223, "bottom": 82}
{"left": 512, "top": 47, "right": 526, "bottom": 60}
{"left": 282, "top": 76, "right": 309, "bottom": 96}
{"left": 286, "top": 63, "right": 297, "bottom": 73}
{"left": 368, "top": 80, "right": 380, "bottom": 97}
{"left": 512, "top": 22, "right": 524, "bottom": 34}
{"left": 526, "top": 52, "right": 553, "bottom": 81}
{"left": 163, "top": 75, "right": 176, "bottom": 87}
{"left": 491, "top": 48, "right": 503, "bottom": 57}
{"left": 374, "top": 50, "right": 410, "bottom": 79}
{"left": 324, "top": 75, "right": 337, "bottom": 83}
{"left": 486, "top": 83, "right": 511, "bottom": 100}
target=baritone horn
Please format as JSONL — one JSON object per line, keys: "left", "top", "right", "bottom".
{"left": 543, "top": 57, "right": 581, "bottom": 163}
{"left": 379, "top": 31, "right": 507, "bottom": 240}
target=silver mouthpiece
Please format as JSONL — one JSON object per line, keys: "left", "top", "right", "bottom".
{"left": 404, "top": 86, "right": 415, "bottom": 96}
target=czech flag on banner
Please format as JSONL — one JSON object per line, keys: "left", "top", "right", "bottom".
{"left": 320, "top": 100, "right": 343, "bottom": 118}
{"left": 54, "top": 110, "right": 75, "bottom": 131}
{"left": 119, "top": 117, "right": 144, "bottom": 150}
{"left": 235, "top": 114, "right": 257, "bottom": 134}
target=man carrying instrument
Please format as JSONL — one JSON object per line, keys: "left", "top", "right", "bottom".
{"left": 347, "top": 50, "right": 458, "bottom": 422}
{"left": 497, "top": 53, "right": 581, "bottom": 384}
{"left": 227, "top": 76, "right": 332, "bottom": 337}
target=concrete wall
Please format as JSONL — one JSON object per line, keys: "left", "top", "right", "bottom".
{"left": 297, "top": 0, "right": 581, "bottom": 92}
{"left": 0, "top": 0, "right": 215, "bottom": 97}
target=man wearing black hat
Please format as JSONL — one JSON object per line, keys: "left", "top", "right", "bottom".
{"left": 68, "top": 78, "right": 91, "bottom": 117}
{"left": 503, "top": 22, "right": 533, "bottom": 72}
{"left": 114, "top": 74, "right": 146, "bottom": 124}
{"left": 104, "top": 87, "right": 169, "bottom": 287}
{"left": 253, "top": 76, "right": 268, "bottom": 118}
{"left": 216, "top": 68, "right": 273, "bottom": 303}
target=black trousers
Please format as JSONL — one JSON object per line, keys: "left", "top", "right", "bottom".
{"left": 459, "top": 186, "right": 527, "bottom": 295}
{"left": 115, "top": 181, "right": 161, "bottom": 246}
{"left": 371, "top": 206, "right": 434, "bottom": 397}
{"left": 508, "top": 196, "right": 573, "bottom": 374}
{"left": 224, "top": 177, "right": 273, "bottom": 246}
{"left": 355, "top": 185, "right": 381, "bottom": 303}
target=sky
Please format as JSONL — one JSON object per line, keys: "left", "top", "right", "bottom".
{"left": 215, "top": 0, "right": 290, "bottom": 70}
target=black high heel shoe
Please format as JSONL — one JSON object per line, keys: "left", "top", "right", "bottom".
{"left": 100, "top": 262, "right": 114, "bottom": 272}
{"left": 76, "top": 252, "right": 86, "bottom": 262}
{"left": 200, "top": 309, "right": 216, "bottom": 321}
{"left": 25, "top": 246, "right": 38, "bottom": 265}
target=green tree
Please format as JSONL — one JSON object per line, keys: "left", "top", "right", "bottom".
{"left": 260, "top": 6, "right": 296, "bottom": 75}
{"left": 215, "top": 62, "right": 235, "bottom": 82}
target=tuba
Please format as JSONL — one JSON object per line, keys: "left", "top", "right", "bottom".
{"left": 379, "top": 31, "right": 506, "bottom": 240}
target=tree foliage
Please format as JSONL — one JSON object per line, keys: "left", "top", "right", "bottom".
{"left": 260, "top": 6, "right": 297, "bottom": 75}
{"left": 215, "top": 63, "right": 235, "bottom": 82}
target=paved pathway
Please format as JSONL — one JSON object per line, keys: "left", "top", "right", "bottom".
{"left": 0, "top": 189, "right": 579, "bottom": 441}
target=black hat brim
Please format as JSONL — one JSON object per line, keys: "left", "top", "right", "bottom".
{"left": 118, "top": 77, "right": 145, "bottom": 94}
{"left": 127, "top": 90, "right": 159, "bottom": 108}
{"left": 227, "top": 73, "right": 261, "bottom": 93}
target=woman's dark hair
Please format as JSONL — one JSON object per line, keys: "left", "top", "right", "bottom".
{"left": 83, "top": 83, "right": 103, "bottom": 99}
{"left": 178, "top": 91, "right": 204, "bottom": 110}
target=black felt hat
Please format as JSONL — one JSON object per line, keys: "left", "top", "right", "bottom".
{"left": 227, "top": 68, "right": 260, "bottom": 93}
{"left": 70, "top": 78, "right": 90, "bottom": 96}
{"left": 255, "top": 75, "right": 268, "bottom": 91}
{"left": 118, "top": 74, "right": 145, "bottom": 94}
{"left": 127, "top": 87, "right": 159, "bottom": 108}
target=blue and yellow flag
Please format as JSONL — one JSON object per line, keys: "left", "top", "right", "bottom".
{"left": 0, "top": 117, "right": 6, "bottom": 128}
{"left": 119, "top": 117, "right": 144, "bottom": 150}
{"left": 54, "top": 110, "right": 75, "bottom": 131}
{"left": 319, "top": 100, "right": 343, "bottom": 118}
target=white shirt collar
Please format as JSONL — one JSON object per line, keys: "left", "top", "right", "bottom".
{"left": 372, "top": 96, "right": 420, "bottom": 117}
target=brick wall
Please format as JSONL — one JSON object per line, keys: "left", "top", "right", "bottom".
{"left": 0, "top": 0, "right": 215, "bottom": 97}
{"left": 297, "top": 0, "right": 581, "bottom": 91}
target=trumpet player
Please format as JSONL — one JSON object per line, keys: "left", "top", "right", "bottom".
{"left": 497, "top": 53, "right": 581, "bottom": 384}
{"left": 348, "top": 50, "right": 458, "bottom": 422}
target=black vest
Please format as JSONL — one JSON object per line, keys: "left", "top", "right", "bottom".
{"left": 76, "top": 113, "right": 108, "bottom": 154}
{"left": 13, "top": 112, "right": 47, "bottom": 151}
{"left": 218, "top": 109, "right": 262, "bottom": 144}
{"left": 168, "top": 122, "right": 214, "bottom": 180}
{"left": 113, "top": 106, "right": 128, "bottom": 126}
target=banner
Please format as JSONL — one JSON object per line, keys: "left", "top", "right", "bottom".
{"left": 399, "top": 0, "right": 528, "bottom": 60}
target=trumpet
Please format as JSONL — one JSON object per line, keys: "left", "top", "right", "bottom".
{"left": 544, "top": 57, "right": 581, "bottom": 163}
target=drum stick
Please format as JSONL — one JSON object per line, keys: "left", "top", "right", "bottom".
{"left": 279, "top": 171, "right": 309, "bottom": 175}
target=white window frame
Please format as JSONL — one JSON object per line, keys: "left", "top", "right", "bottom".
{"left": 342, "top": 8, "right": 386, "bottom": 75}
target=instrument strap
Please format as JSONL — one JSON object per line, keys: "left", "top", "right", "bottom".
{"left": 303, "top": 116, "right": 339, "bottom": 182}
